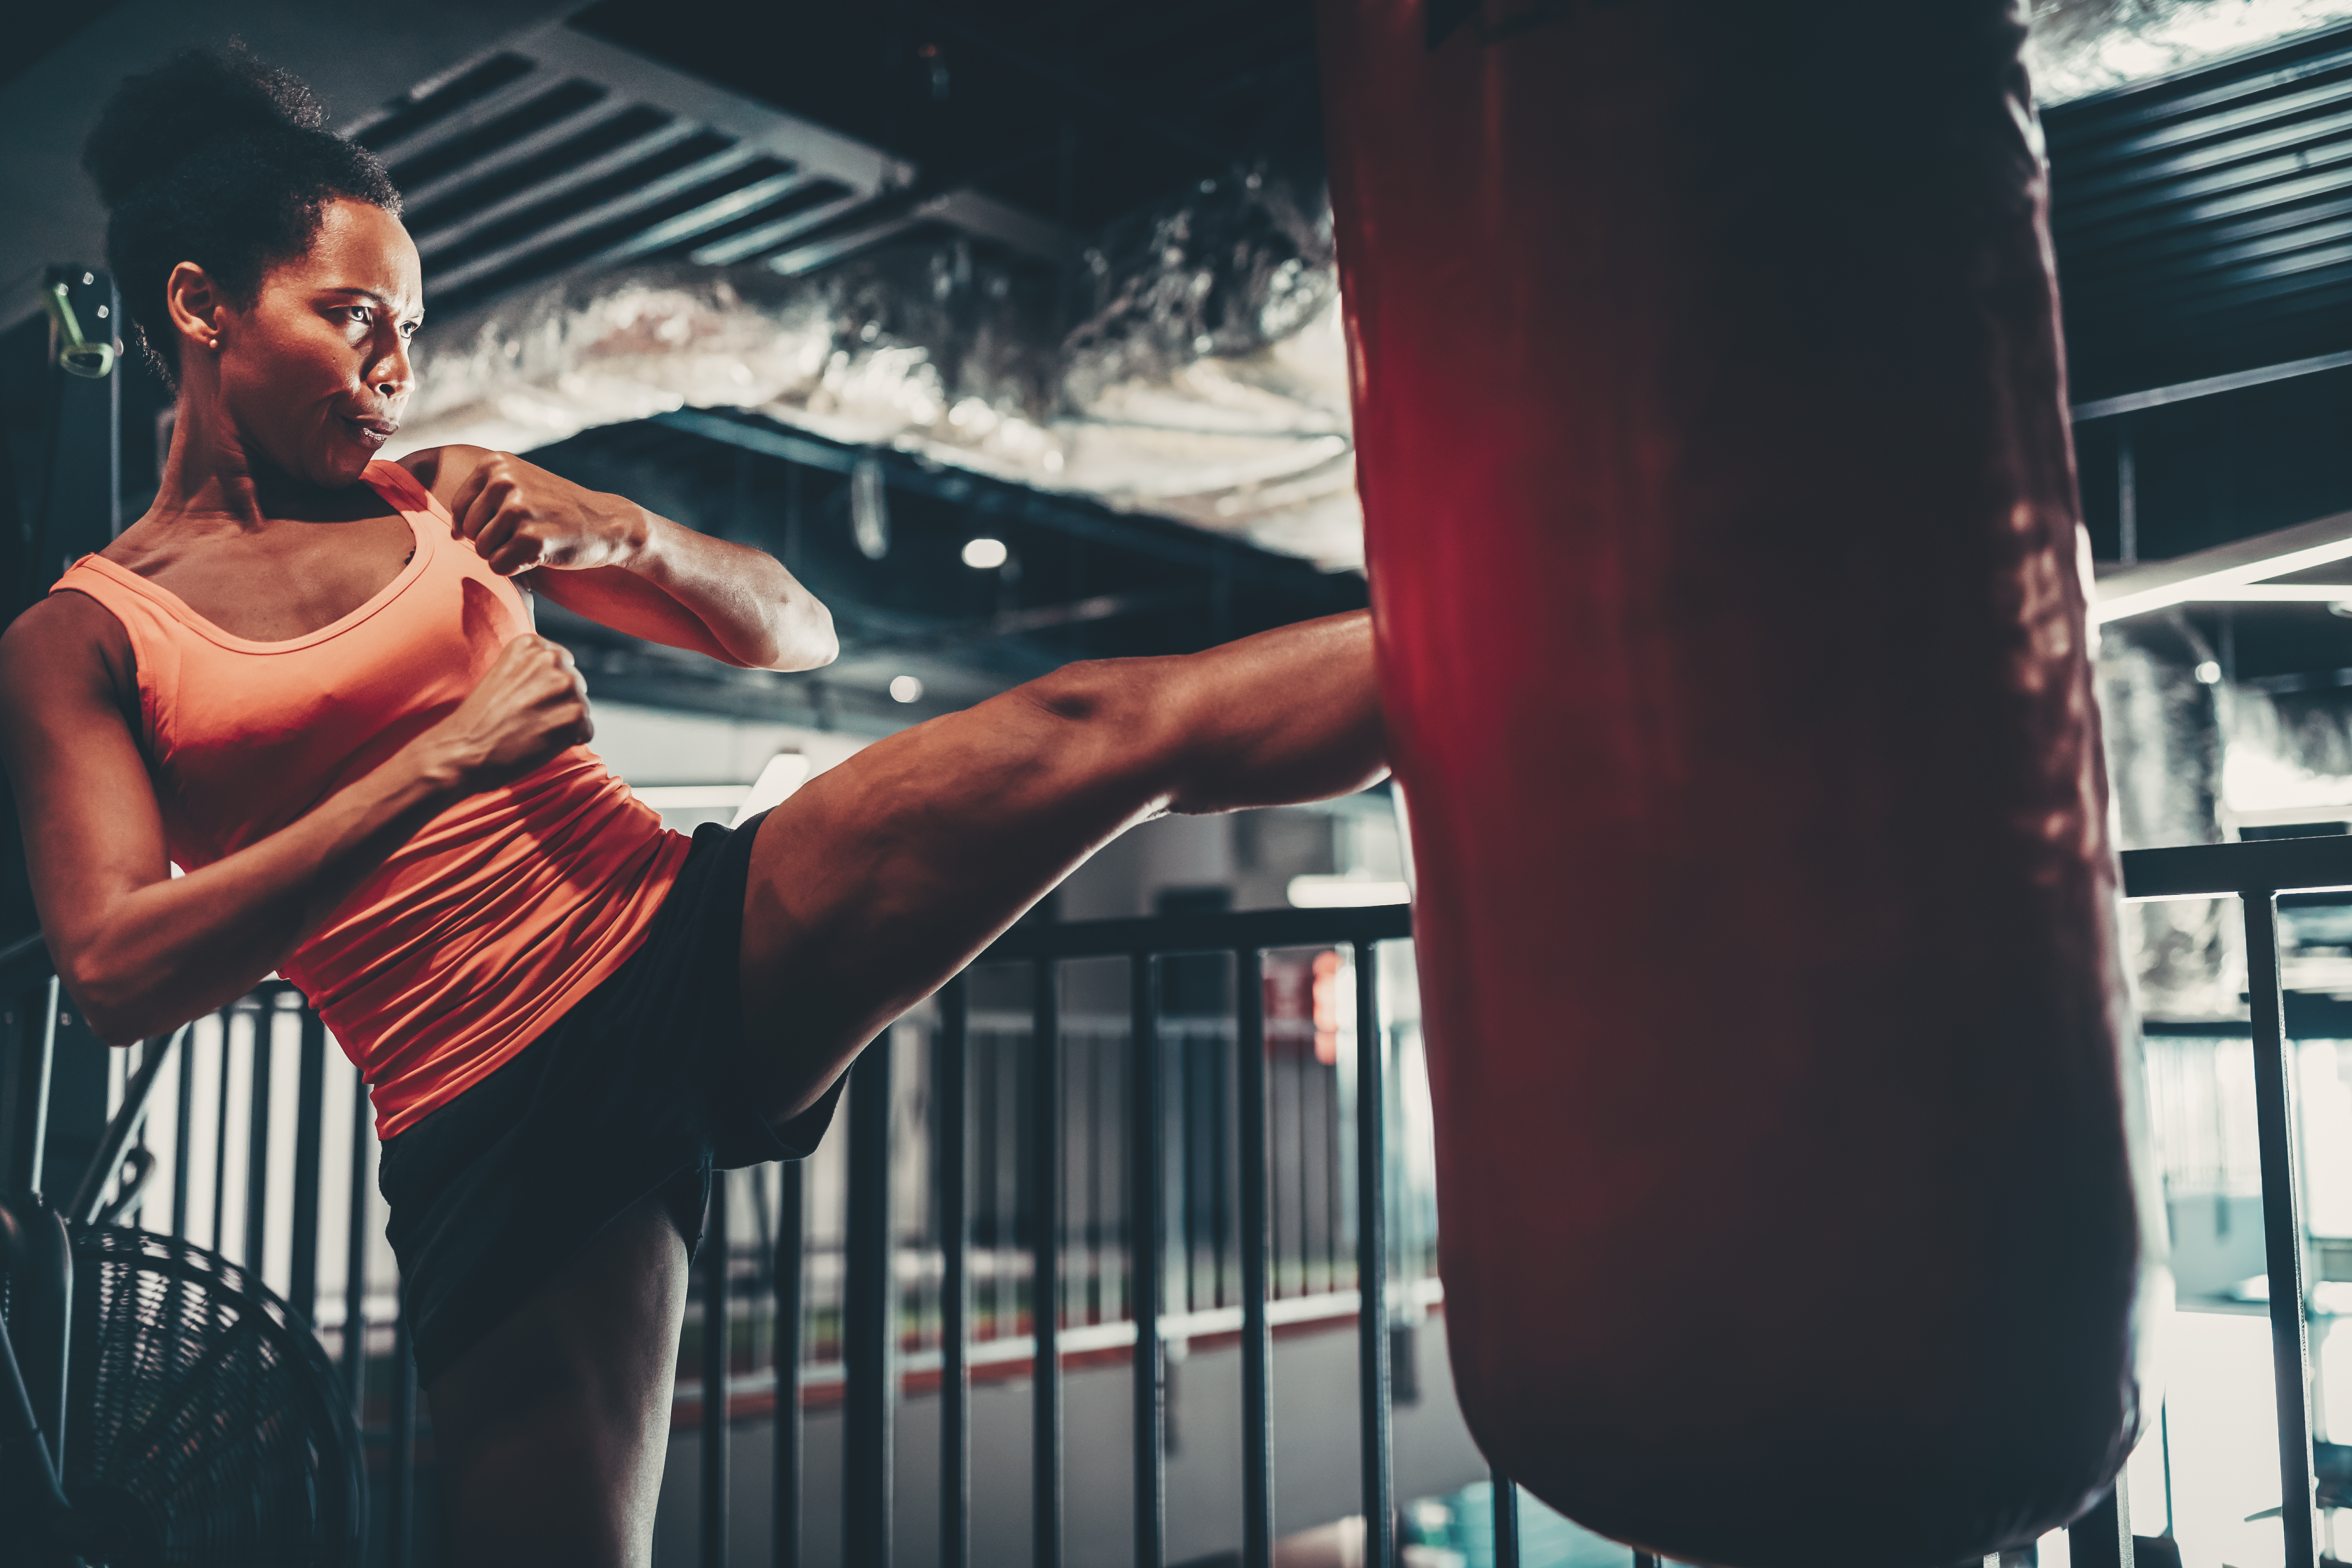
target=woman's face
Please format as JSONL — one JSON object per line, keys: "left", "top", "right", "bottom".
{"left": 203, "top": 198, "right": 423, "bottom": 490}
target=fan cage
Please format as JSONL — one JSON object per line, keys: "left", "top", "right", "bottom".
{"left": 61, "top": 1222, "right": 367, "bottom": 1566}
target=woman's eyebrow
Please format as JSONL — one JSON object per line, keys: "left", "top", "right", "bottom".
{"left": 322, "top": 286, "right": 424, "bottom": 324}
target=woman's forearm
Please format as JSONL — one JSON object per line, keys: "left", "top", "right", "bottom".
{"left": 67, "top": 738, "right": 468, "bottom": 1042}
{"left": 626, "top": 507, "right": 837, "bottom": 671}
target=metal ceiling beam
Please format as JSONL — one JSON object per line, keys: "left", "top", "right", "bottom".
{"left": 526, "top": 24, "right": 910, "bottom": 195}
{"left": 2092, "top": 505, "right": 2352, "bottom": 622}
{"left": 2071, "top": 347, "right": 2352, "bottom": 421}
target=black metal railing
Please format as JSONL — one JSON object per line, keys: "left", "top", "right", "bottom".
{"left": 2115, "top": 833, "right": 2352, "bottom": 1568}
{"left": 8, "top": 834, "right": 2348, "bottom": 1567}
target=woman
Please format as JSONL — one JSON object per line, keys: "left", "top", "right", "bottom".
{"left": 0, "top": 47, "right": 1384, "bottom": 1565}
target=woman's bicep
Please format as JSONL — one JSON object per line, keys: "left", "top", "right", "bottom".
{"left": 0, "top": 600, "right": 172, "bottom": 958}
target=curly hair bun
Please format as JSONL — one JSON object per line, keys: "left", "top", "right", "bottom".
{"left": 81, "top": 44, "right": 398, "bottom": 384}
{"left": 82, "top": 43, "right": 328, "bottom": 209}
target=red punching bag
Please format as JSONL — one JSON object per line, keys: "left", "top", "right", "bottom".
{"left": 1317, "top": 3, "right": 2166, "bottom": 1563}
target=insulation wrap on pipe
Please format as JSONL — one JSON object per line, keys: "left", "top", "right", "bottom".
{"left": 1313, "top": 3, "right": 2170, "bottom": 1564}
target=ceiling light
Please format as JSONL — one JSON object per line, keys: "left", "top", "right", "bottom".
{"left": 2094, "top": 510, "right": 2352, "bottom": 624}
{"left": 890, "top": 675, "right": 924, "bottom": 704}
{"left": 962, "top": 537, "right": 1008, "bottom": 570}
{"left": 2195, "top": 661, "right": 2223, "bottom": 685}
{"left": 1287, "top": 875, "right": 1410, "bottom": 909}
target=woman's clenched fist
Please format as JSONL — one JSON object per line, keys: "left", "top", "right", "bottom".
{"left": 423, "top": 635, "right": 593, "bottom": 792}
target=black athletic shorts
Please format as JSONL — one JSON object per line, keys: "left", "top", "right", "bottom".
{"left": 376, "top": 809, "right": 843, "bottom": 1386}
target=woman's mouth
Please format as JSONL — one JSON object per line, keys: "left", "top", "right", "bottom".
{"left": 345, "top": 415, "right": 398, "bottom": 450}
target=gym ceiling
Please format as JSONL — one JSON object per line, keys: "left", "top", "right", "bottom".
{"left": 5, "top": 2, "right": 2352, "bottom": 719}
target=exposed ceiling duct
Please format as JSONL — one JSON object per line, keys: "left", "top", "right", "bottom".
{"left": 391, "top": 170, "right": 1364, "bottom": 567}
{"left": 389, "top": 8, "right": 2352, "bottom": 573}
{"left": 2024, "top": 0, "right": 2352, "bottom": 103}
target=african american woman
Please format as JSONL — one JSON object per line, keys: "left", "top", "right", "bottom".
{"left": 0, "top": 47, "right": 1385, "bottom": 1566}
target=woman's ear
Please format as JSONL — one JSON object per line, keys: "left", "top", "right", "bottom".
{"left": 163, "top": 261, "right": 226, "bottom": 358}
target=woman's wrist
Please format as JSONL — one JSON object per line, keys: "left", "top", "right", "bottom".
{"left": 399, "top": 727, "right": 487, "bottom": 802}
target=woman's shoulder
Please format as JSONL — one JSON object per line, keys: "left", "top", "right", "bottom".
{"left": 0, "top": 588, "right": 138, "bottom": 713}
{"left": 395, "top": 445, "right": 496, "bottom": 514}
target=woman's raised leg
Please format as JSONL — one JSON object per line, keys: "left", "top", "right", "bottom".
{"left": 738, "top": 609, "right": 1383, "bottom": 1121}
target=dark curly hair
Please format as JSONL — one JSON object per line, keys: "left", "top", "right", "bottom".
{"left": 81, "top": 44, "right": 402, "bottom": 385}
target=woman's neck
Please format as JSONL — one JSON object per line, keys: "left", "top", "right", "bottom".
{"left": 152, "top": 391, "right": 377, "bottom": 529}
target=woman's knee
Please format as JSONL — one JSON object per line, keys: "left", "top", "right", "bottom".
{"left": 1016, "top": 656, "right": 1197, "bottom": 778}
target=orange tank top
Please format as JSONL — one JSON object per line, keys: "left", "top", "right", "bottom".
{"left": 51, "top": 461, "right": 691, "bottom": 1138}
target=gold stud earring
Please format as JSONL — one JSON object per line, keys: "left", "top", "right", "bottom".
{"left": 209, "top": 337, "right": 220, "bottom": 349}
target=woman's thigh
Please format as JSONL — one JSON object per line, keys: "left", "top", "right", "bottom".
{"left": 736, "top": 659, "right": 1185, "bottom": 1122}
{"left": 735, "top": 610, "right": 1383, "bottom": 1125}
{"left": 423, "top": 1194, "right": 689, "bottom": 1568}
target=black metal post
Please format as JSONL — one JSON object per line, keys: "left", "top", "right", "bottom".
{"left": 1238, "top": 946, "right": 1273, "bottom": 1568}
{"left": 775, "top": 1158, "right": 805, "bottom": 1568}
{"left": 287, "top": 1011, "right": 327, "bottom": 1323}
{"left": 1491, "top": 1472, "right": 1520, "bottom": 1568}
{"left": 1131, "top": 953, "right": 1167, "bottom": 1568}
{"left": 2066, "top": 1481, "right": 2132, "bottom": 1568}
{"left": 170, "top": 1021, "right": 194, "bottom": 1242}
{"left": 343, "top": 1066, "right": 371, "bottom": 1422}
{"left": 703, "top": 1172, "right": 731, "bottom": 1568}
{"left": 2244, "top": 893, "right": 2318, "bottom": 1566}
{"left": 209, "top": 1010, "right": 231, "bottom": 1250}
{"left": 24, "top": 976, "right": 58, "bottom": 1202}
{"left": 845, "top": 1039, "right": 896, "bottom": 1565}
{"left": 1033, "top": 956, "right": 1064, "bottom": 1568}
{"left": 940, "top": 978, "right": 972, "bottom": 1568}
{"left": 243, "top": 1008, "right": 272, "bottom": 1271}
{"left": 388, "top": 1315, "right": 417, "bottom": 1568}
{"left": 1355, "top": 942, "right": 1394, "bottom": 1568}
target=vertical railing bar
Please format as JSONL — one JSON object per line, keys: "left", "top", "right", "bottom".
{"left": 28, "top": 975, "right": 59, "bottom": 1197}
{"left": 2245, "top": 891, "right": 2319, "bottom": 1568}
{"left": 388, "top": 1314, "right": 417, "bottom": 1568}
{"left": 1033, "top": 956, "right": 1064, "bottom": 1568}
{"left": 1131, "top": 952, "right": 1167, "bottom": 1568}
{"left": 209, "top": 1007, "right": 231, "bottom": 1252}
{"left": 2066, "top": 1481, "right": 2132, "bottom": 1568}
{"left": 169, "top": 1013, "right": 195, "bottom": 1242}
{"left": 343, "top": 1063, "right": 371, "bottom": 1422}
{"left": 1238, "top": 945, "right": 1274, "bottom": 1568}
{"left": 845, "top": 1042, "right": 896, "bottom": 1565}
{"left": 287, "top": 1009, "right": 327, "bottom": 1325}
{"left": 244, "top": 1003, "right": 273, "bottom": 1272}
{"left": 775, "top": 1158, "right": 805, "bottom": 1568}
{"left": 1491, "top": 1471, "right": 1521, "bottom": 1568}
{"left": 940, "top": 977, "right": 972, "bottom": 1568}
{"left": 702, "top": 1171, "right": 731, "bottom": 1568}
{"left": 1354, "top": 941, "right": 1394, "bottom": 1568}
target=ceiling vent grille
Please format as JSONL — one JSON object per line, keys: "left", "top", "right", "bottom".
{"left": 2049, "top": 21, "right": 2352, "bottom": 399}
{"left": 342, "top": 25, "right": 1020, "bottom": 318}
